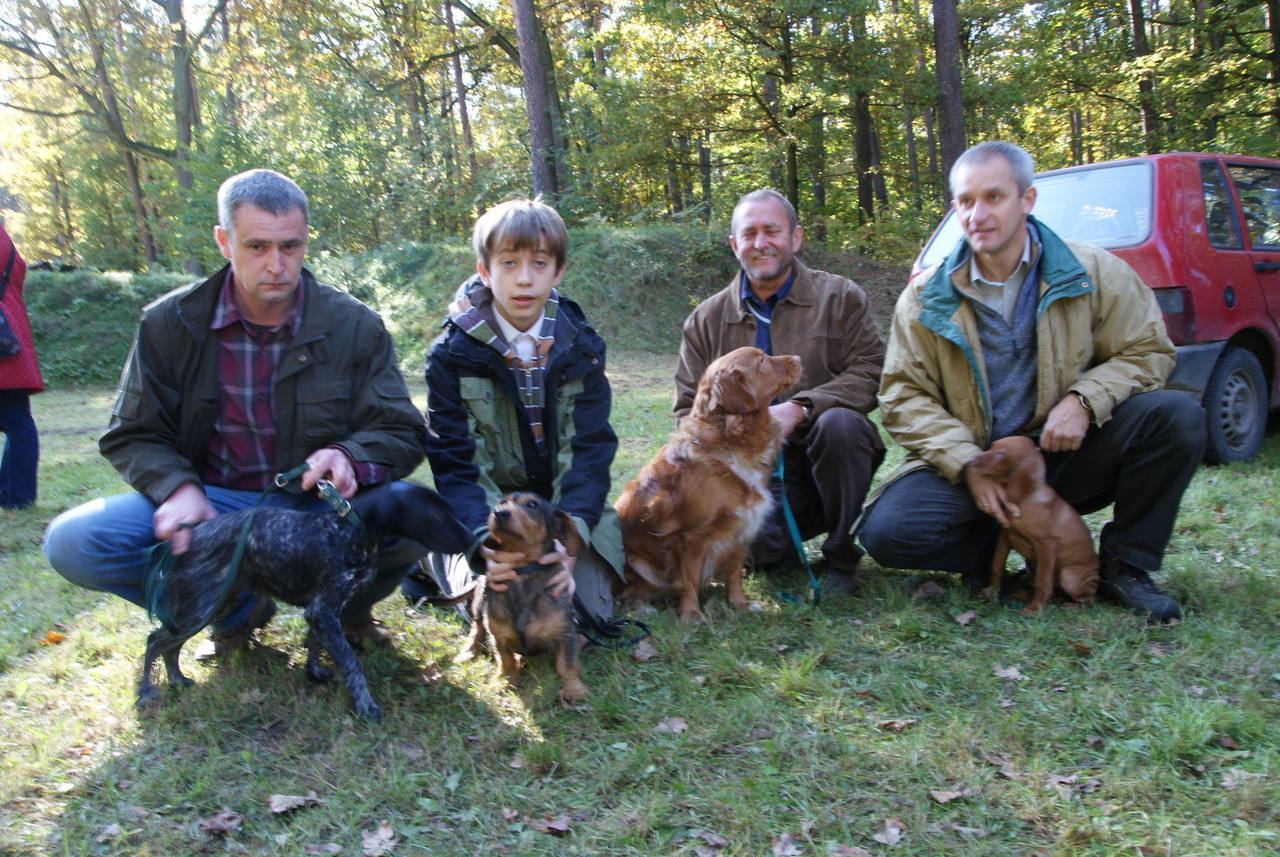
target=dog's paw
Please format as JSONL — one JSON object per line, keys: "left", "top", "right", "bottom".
{"left": 306, "top": 664, "right": 333, "bottom": 684}
{"left": 558, "top": 680, "right": 589, "bottom": 702}
{"left": 135, "top": 686, "right": 162, "bottom": 709}
{"left": 354, "top": 700, "right": 384, "bottom": 723}
{"left": 979, "top": 585, "right": 999, "bottom": 601}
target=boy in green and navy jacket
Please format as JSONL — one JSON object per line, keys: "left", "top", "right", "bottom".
{"left": 419, "top": 199, "right": 623, "bottom": 623}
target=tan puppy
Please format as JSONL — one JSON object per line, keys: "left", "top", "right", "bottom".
{"left": 967, "top": 435, "right": 1099, "bottom": 613}
{"left": 615, "top": 346, "right": 802, "bottom": 621}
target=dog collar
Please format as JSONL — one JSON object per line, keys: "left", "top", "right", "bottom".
{"left": 317, "top": 479, "right": 364, "bottom": 529}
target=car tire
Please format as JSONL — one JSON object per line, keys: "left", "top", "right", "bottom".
{"left": 1202, "top": 346, "right": 1268, "bottom": 463}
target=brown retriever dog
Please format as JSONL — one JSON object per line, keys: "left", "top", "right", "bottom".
{"left": 967, "top": 435, "right": 1099, "bottom": 613}
{"left": 457, "top": 493, "right": 588, "bottom": 701}
{"left": 615, "top": 346, "right": 802, "bottom": 621}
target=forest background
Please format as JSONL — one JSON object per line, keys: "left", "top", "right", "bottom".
{"left": 2, "top": 0, "right": 1280, "bottom": 274}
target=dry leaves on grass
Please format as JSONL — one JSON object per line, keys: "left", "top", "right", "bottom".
{"left": 529, "top": 814, "right": 571, "bottom": 835}
{"left": 198, "top": 810, "right": 243, "bottom": 835}
{"left": 361, "top": 820, "right": 397, "bottom": 856}
{"left": 39, "top": 630, "right": 66, "bottom": 646}
{"left": 829, "top": 846, "right": 873, "bottom": 856}
{"left": 94, "top": 823, "right": 122, "bottom": 843}
{"left": 1221, "top": 768, "right": 1266, "bottom": 790}
{"left": 238, "top": 688, "right": 266, "bottom": 704}
{"left": 305, "top": 845, "right": 342, "bottom": 855}
{"left": 268, "top": 792, "right": 322, "bottom": 814}
{"left": 912, "top": 580, "right": 947, "bottom": 600}
{"left": 953, "top": 610, "right": 976, "bottom": 626}
{"left": 871, "top": 817, "right": 905, "bottom": 846}
{"left": 875, "top": 718, "right": 918, "bottom": 732}
{"left": 771, "top": 832, "right": 802, "bottom": 855}
{"left": 993, "top": 663, "right": 1029, "bottom": 681}
{"left": 631, "top": 637, "right": 658, "bottom": 662}
{"left": 655, "top": 715, "right": 689, "bottom": 734}
{"left": 929, "top": 784, "right": 975, "bottom": 804}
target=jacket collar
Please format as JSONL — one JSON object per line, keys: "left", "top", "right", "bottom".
{"left": 176, "top": 264, "right": 324, "bottom": 341}
{"left": 724, "top": 259, "right": 817, "bottom": 323}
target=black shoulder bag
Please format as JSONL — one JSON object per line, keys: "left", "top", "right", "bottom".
{"left": 0, "top": 239, "right": 20, "bottom": 357}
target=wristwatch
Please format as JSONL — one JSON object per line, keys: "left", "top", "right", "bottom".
{"left": 1072, "top": 391, "right": 1095, "bottom": 419}
{"left": 796, "top": 400, "right": 813, "bottom": 422}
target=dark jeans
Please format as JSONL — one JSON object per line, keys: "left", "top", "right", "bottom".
{"left": 751, "top": 407, "right": 885, "bottom": 571}
{"left": 0, "top": 389, "right": 38, "bottom": 509}
{"left": 857, "top": 390, "right": 1205, "bottom": 576}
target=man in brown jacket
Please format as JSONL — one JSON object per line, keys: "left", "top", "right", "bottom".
{"left": 674, "top": 189, "right": 885, "bottom": 594}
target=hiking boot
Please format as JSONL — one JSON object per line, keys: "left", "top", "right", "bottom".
{"left": 342, "top": 617, "right": 394, "bottom": 649}
{"left": 197, "top": 594, "right": 276, "bottom": 660}
{"left": 1098, "top": 559, "right": 1181, "bottom": 623}
{"left": 821, "top": 565, "right": 862, "bottom": 597}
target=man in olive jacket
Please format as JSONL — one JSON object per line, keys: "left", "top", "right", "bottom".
{"left": 44, "top": 169, "right": 426, "bottom": 651}
{"left": 857, "top": 141, "right": 1203, "bottom": 622}
{"left": 674, "top": 189, "right": 885, "bottom": 594}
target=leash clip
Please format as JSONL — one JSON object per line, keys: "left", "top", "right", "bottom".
{"left": 317, "top": 479, "right": 362, "bottom": 528}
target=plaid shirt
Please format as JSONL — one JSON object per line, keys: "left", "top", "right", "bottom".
{"left": 199, "top": 272, "right": 387, "bottom": 491}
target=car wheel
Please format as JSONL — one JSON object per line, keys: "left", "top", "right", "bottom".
{"left": 1202, "top": 346, "right": 1269, "bottom": 463}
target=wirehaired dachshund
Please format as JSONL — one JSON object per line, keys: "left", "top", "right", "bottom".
{"left": 967, "top": 435, "right": 1100, "bottom": 613}
{"left": 615, "top": 346, "right": 802, "bottom": 622}
{"left": 137, "top": 481, "right": 471, "bottom": 721}
{"left": 456, "top": 493, "right": 588, "bottom": 701}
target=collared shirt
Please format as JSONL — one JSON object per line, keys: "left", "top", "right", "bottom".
{"left": 969, "top": 233, "right": 1033, "bottom": 323}
{"left": 739, "top": 269, "right": 794, "bottom": 355}
{"left": 492, "top": 308, "right": 545, "bottom": 363}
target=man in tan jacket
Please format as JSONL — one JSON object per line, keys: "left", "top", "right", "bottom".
{"left": 857, "top": 141, "right": 1203, "bottom": 622}
{"left": 675, "top": 189, "right": 885, "bottom": 594}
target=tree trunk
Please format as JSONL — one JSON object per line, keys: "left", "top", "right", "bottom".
{"left": 699, "top": 132, "right": 712, "bottom": 223}
{"left": 932, "top": 0, "right": 965, "bottom": 205}
{"left": 1127, "top": 0, "right": 1161, "bottom": 152}
{"left": 444, "top": 1, "right": 479, "bottom": 180}
{"left": 853, "top": 90, "right": 874, "bottom": 224}
{"left": 903, "top": 100, "right": 921, "bottom": 211}
{"left": 511, "top": 0, "right": 560, "bottom": 197}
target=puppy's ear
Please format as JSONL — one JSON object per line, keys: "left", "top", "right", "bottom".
{"left": 552, "top": 510, "right": 587, "bottom": 558}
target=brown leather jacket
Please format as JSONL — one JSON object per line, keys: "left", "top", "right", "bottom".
{"left": 674, "top": 260, "right": 885, "bottom": 428}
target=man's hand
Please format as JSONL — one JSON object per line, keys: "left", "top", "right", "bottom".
{"left": 153, "top": 482, "right": 216, "bottom": 555}
{"left": 769, "top": 400, "right": 806, "bottom": 438}
{"left": 481, "top": 540, "right": 577, "bottom": 598}
{"left": 1040, "top": 393, "right": 1091, "bottom": 452}
{"left": 962, "top": 460, "right": 1019, "bottom": 528}
{"left": 300, "top": 447, "right": 358, "bottom": 498}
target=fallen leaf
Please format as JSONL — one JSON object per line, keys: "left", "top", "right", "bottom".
{"left": 501, "top": 807, "right": 519, "bottom": 822}
{"left": 875, "top": 718, "right": 918, "bottom": 732}
{"left": 1086, "top": 735, "right": 1105, "bottom": 748}
{"left": 199, "top": 809, "right": 243, "bottom": 835}
{"left": 238, "top": 688, "right": 265, "bottom": 704}
{"left": 530, "top": 814, "right": 571, "bottom": 835}
{"left": 993, "top": 663, "right": 1028, "bottom": 681}
{"left": 929, "top": 785, "right": 974, "bottom": 804}
{"left": 507, "top": 754, "right": 527, "bottom": 770}
{"left": 630, "top": 638, "right": 658, "bottom": 663}
{"left": 1148, "top": 643, "right": 1166, "bottom": 657}
{"left": 122, "top": 806, "right": 151, "bottom": 822}
{"left": 771, "top": 832, "right": 802, "bottom": 855}
{"left": 1215, "top": 734, "right": 1241, "bottom": 751}
{"left": 829, "top": 846, "right": 873, "bottom": 856}
{"left": 912, "top": 580, "right": 946, "bottom": 600}
{"left": 655, "top": 716, "right": 689, "bottom": 735}
{"left": 692, "top": 675, "right": 707, "bottom": 685}
{"left": 948, "top": 823, "right": 986, "bottom": 837}
{"left": 1069, "top": 639, "right": 1093, "bottom": 655}
{"left": 39, "top": 631, "right": 66, "bottom": 646}
{"left": 305, "top": 846, "right": 342, "bottom": 856}
{"left": 748, "top": 727, "right": 773, "bottom": 740}
{"left": 269, "top": 792, "right": 321, "bottom": 814}
{"left": 1221, "top": 768, "right": 1266, "bottom": 790}
{"left": 94, "top": 823, "right": 121, "bottom": 843}
{"left": 696, "top": 829, "right": 729, "bottom": 848}
{"left": 851, "top": 689, "right": 879, "bottom": 700}
{"left": 361, "top": 819, "right": 397, "bottom": 856}
{"left": 1052, "top": 684, "right": 1068, "bottom": 692}
{"left": 871, "top": 817, "right": 905, "bottom": 846}
{"left": 953, "top": 610, "right": 976, "bottom": 626}
{"left": 774, "top": 643, "right": 790, "bottom": 653}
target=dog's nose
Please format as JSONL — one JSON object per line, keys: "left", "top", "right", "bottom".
{"left": 494, "top": 508, "right": 511, "bottom": 523}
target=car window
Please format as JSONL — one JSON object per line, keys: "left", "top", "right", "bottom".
{"left": 918, "top": 161, "right": 1154, "bottom": 270}
{"left": 1201, "top": 162, "right": 1243, "bottom": 249}
{"left": 1227, "top": 164, "right": 1280, "bottom": 249}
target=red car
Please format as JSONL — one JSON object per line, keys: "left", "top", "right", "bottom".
{"left": 916, "top": 152, "right": 1280, "bottom": 462}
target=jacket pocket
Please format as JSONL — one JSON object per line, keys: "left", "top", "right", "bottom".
{"left": 297, "top": 378, "right": 352, "bottom": 441}
{"left": 459, "top": 375, "right": 526, "bottom": 487}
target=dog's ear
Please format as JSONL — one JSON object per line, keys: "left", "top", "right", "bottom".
{"left": 552, "top": 510, "right": 587, "bottom": 558}
{"left": 709, "top": 368, "right": 756, "bottom": 415}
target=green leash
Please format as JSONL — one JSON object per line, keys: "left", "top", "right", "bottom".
{"left": 143, "top": 462, "right": 316, "bottom": 634}
{"left": 774, "top": 454, "right": 822, "bottom": 605}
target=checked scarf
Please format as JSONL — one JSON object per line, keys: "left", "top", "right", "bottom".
{"left": 448, "top": 277, "right": 559, "bottom": 449}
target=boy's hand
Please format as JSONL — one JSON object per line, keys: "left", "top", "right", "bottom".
{"left": 480, "top": 541, "right": 577, "bottom": 598}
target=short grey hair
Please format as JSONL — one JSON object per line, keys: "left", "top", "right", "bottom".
{"left": 731, "top": 188, "right": 798, "bottom": 234}
{"left": 217, "top": 169, "right": 309, "bottom": 234}
{"left": 951, "top": 141, "right": 1036, "bottom": 195}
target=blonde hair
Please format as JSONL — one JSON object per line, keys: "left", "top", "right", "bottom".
{"left": 472, "top": 197, "right": 568, "bottom": 271}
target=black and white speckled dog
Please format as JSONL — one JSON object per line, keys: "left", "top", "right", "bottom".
{"left": 137, "top": 481, "right": 471, "bottom": 721}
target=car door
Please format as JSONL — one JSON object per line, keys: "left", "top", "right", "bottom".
{"left": 1225, "top": 161, "right": 1280, "bottom": 332}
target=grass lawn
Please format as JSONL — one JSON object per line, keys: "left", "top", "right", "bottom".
{"left": 1, "top": 350, "right": 1278, "bottom": 856}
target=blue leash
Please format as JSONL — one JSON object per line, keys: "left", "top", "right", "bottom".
{"left": 774, "top": 454, "right": 822, "bottom": 605}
